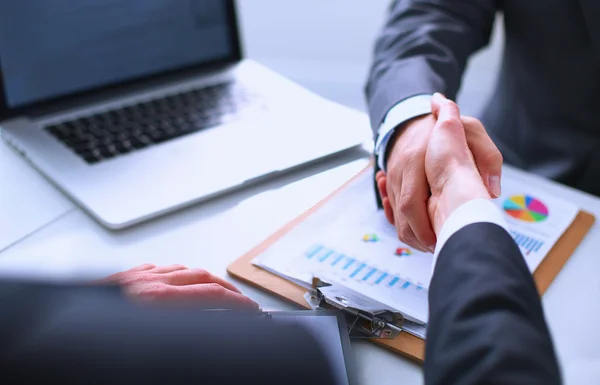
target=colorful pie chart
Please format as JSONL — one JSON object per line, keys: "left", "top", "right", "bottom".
{"left": 503, "top": 195, "right": 549, "bottom": 222}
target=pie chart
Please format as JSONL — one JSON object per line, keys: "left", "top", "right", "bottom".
{"left": 503, "top": 195, "right": 549, "bottom": 223}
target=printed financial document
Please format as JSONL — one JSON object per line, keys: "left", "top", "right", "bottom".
{"left": 253, "top": 169, "right": 579, "bottom": 325}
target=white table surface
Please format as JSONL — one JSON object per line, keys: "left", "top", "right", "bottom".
{"left": 1, "top": 135, "right": 599, "bottom": 384}
{"left": 0, "top": 141, "right": 74, "bottom": 252}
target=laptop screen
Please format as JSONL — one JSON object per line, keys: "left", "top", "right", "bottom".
{"left": 0, "top": 0, "right": 239, "bottom": 111}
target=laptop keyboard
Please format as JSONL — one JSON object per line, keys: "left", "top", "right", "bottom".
{"left": 45, "top": 82, "right": 253, "bottom": 164}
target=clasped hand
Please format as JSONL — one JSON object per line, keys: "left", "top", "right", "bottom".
{"left": 377, "top": 93, "right": 501, "bottom": 251}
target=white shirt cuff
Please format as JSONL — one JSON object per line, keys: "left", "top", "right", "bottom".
{"left": 375, "top": 94, "right": 433, "bottom": 171}
{"left": 432, "top": 198, "right": 510, "bottom": 273}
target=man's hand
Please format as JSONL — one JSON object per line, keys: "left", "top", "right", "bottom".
{"left": 378, "top": 115, "right": 437, "bottom": 252}
{"left": 101, "top": 264, "right": 259, "bottom": 310}
{"left": 377, "top": 98, "right": 502, "bottom": 252}
{"left": 425, "top": 94, "right": 492, "bottom": 234}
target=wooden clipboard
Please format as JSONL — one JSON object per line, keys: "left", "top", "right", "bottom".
{"left": 227, "top": 164, "right": 596, "bottom": 363}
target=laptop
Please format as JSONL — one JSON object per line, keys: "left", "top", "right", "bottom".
{"left": 0, "top": 1, "right": 368, "bottom": 229}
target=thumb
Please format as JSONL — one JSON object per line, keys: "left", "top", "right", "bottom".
{"left": 432, "top": 94, "right": 502, "bottom": 197}
{"left": 431, "top": 92, "right": 448, "bottom": 119}
{"left": 426, "top": 94, "right": 477, "bottom": 189}
{"left": 430, "top": 93, "right": 469, "bottom": 150}
{"left": 462, "top": 117, "right": 503, "bottom": 198}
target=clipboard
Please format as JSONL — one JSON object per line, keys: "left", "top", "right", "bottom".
{"left": 227, "top": 163, "right": 596, "bottom": 363}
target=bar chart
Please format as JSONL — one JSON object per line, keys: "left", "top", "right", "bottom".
{"left": 509, "top": 230, "right": 544, "bottom": 255}
{"left": 302, "top": 243, "right": 426, "bottom": 292}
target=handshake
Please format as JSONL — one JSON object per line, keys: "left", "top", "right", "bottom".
{"left": 100, "top": 94, "right": 501, "bottom": 310}
{"left": 376, "top": 93, "right": 502, "bottom": 252}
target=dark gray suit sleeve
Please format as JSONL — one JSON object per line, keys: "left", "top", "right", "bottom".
{"left": 0, "top": 281, "right": 336, "bottom": 385}
{"left": 425, "top": 223, "right": 562, "bottom": 385}
{"left": 365, "top": 0, "right": 498, "bottom": 131}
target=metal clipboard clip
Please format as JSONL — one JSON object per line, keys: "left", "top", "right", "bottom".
{"left": 304, "top": 277, "right": 405, "bottom": 339}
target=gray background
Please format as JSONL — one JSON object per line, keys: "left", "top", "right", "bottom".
{"left": 236, "top": 0, "right": 504, "bottom": 118}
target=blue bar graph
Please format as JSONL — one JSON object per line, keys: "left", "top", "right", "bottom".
{"left": 509, "top": 230, "right": 544, "bottom": 255}
{"left": 319, "top": 250, "right": 334, "bottom": 262}
{"left": 300, "top": 244, "right": 428, "bottom": 295}
{"left": 362, "top": 268, "right": 377, "bottom": 281}
{"left": 331, "top": 254, "right": 345, "bottom": 266}
{"left": 343, "top": 258, "right": 355, "bottom": 270}
{"left": 375, "top": 273, "right": 388, "bottom": 285}
{"left": 350, "top": 263, "right": 366, "bottom": 278}
{"left": 306, "top": 245, "right": 323, "bottom": 259}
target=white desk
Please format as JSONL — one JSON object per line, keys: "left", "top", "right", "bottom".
{"left": 1, "top": 137, "right": 599, "bottom": 385}
{"left": 0, "top": 141, "right": 74, "bottom": 251}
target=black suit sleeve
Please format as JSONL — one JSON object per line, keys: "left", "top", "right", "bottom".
{"left": 0, "top": 281, "right": 336, "bottom": 385}
{"left": 365, "top": 0, "right": 497, "bottom": 132}
{"left": 425, "top": 223, "right": 562, "bottom": 385}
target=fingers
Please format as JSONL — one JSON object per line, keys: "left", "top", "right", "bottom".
{"left": 431, "top": 93, "right": 464, "bottom": 136}
{"left": 431, "top": 93, "right": 502, "bottom": 197}
{"left": 382, "top": 197, "right": 395, "bottom": 224}
{"left": 376, "top": 171, "right": 388, "bottom": 201}
{"left": 376, "top": 174, "right": 385, "bottom": 194}
{"left": 462, "top": 116, "right": 503, "bottom": 197}
{"left": 429, "top": 93, "right": 481, "bottom": 179}
{"left": 100, "top": 263, "right": 156, "bottom": 283}
{"left": 377, "top": 174, "right": 394, "bottom": 224}
{"left": 384, "top": 172, "right": 433, "bottom": 251}
{"left": 149, "top": 264, "right": 188, "bottom": 274}
{"left": 165, "top": 268, "right": 243, "bottom": 294}
{"left": 384, "top": 114, "right": 438, "bottom": 253}
{"left": 129, "top": 263, "right": 156, "bottom": 272}
{"left": 377, "top": 171, "right": 393, "bottom": 223}
{"left": 101, "top": 263, "right": 258, "bottom": 311}
{"left": 396, "top": 169, "right": 436, "bottom": 252}
{"left": 135, "top": 283, "right": 259, "bottom": 310}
